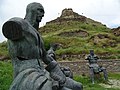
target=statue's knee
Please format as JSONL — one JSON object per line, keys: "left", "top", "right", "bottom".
{"left": 73, "top": 82, "right": 83, "bottom": 90}
{"left": 101, "top": 66, "right": 106, "bottom": 70}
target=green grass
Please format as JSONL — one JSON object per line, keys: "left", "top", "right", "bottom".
{"left": 108, "top": 73, "right": 120, "bottom": 80}
{"left": 0, "top": 61, "right": 120, "bottom": 90}
{"left": 74, "top": 75, "right": 120, "bottom": 90}
{"left": 0, "top": 41, "right": 9, "bottom": 57}
{"left": 0, "top": 61, "right": 13, "bottom": 90}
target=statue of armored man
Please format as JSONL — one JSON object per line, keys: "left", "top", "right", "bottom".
{"left": 2, "top": 2, "right": 83, "bottom": 90}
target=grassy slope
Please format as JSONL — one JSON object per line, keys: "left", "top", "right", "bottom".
{"left": 0, "top": 18, "right": 119, "bottom": 60}
{"left": 0, "top": 41, "right": 9, "bottom": 57}
{"left": 39, "top": 19, "right": 120, "bottom": 59}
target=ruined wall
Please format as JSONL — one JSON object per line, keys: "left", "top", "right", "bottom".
{"left": 59, "top": 60, "right": 120, "bottom": 75}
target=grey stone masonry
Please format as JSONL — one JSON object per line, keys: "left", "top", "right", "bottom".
{"left": 59, "top": 60, "right": 120, "bottom": 75}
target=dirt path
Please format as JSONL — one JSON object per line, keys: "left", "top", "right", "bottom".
{"left": 99, "top": 79, "right": 120, "bottom": 89}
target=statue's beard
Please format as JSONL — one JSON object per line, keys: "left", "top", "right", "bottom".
{"left": 36, "top": 16, "right": 42, "bottom": 22}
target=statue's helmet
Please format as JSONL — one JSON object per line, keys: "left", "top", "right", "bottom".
{"left": 90, "top": 50, "right": 94, "bottom": 56}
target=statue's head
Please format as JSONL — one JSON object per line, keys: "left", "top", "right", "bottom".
{"left": 90, "top": 50, "right": 94, "bottom": 56}
{"left": 25, "top": 2, "right": 45, "bottom": 25}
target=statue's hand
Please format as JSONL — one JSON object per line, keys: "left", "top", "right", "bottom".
{"left": 47, "top": 49, "right": 56, "bottom": 60}
{"left": 46, "top": 61, "right": 66, "bottom": 86}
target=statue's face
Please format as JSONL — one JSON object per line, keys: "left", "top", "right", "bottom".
{"left": 36, "top": 6, "right": 44, "bottom": 22}
{"left": 26, "top": 3, "right": 45, "bottom": 23}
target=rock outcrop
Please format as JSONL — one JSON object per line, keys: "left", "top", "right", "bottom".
{"left": 112, "top": 27, "right": 120, "bottom": 36}
{"left": 46, "top": 8, "right": 86, "bottom": 24}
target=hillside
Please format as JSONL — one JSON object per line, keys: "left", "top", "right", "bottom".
{"left": 0, "top": 8, "right": 119, "bottom": 61}
{"left": 39, "top": 8, "right": 120, "bottom": 60}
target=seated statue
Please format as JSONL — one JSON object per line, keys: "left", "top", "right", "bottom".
{"left": 2, "top": 2, "right": 83, "bottom": 90}
{"left": 85, "top": 50, "right": 108, "bottom": 84}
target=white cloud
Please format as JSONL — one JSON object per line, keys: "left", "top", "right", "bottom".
{"left": 0, "top": 0, "right": 120, "bottom": 42}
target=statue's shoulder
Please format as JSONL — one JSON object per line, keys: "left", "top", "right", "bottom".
{"left": 2, "top": 17, "right": 28, "bottom": 40}
{"left": 9, "top": 17, "right": 29, "bottom": 26}
{"left": 9, "top": 17, "right": 24, "bottom": 21}
{"left": 95, "top": 54, "right": 98, "bottom": 57}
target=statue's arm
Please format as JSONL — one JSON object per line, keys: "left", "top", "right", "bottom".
{"left": 41, "top": 46, "right": 66, "bottom": 86}
{"left": 40, "top": 46, "right": 54, "bottom": 65}
{"left": 94, "top": 55, "right": 99, "bottom": 60}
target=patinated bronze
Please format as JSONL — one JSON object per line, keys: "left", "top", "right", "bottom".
{"left": 85, "top": 50, "right": 108, "bottom": 84}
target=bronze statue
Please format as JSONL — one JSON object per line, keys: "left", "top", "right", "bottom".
{"left": 85, "top": 50, "right": 108, "bottom": 84}
{"left": 2, "top": 2, "right": 83, "bottom": 90}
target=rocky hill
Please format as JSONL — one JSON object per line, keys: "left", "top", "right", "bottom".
{"left": 0, "top": 8, "right": 119, "bottom": 61}
{"left": 39, "top": 8, "right": 120, "bottom": 60}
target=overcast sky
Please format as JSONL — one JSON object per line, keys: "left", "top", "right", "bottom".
{"left": 0, "top": 0, "right": 120, "bottom": 42}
